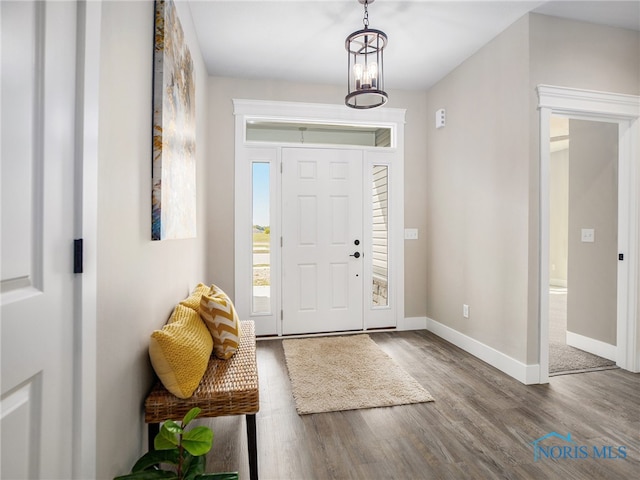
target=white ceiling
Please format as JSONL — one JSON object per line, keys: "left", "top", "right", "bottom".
{"left": 188, "top": 0, "right": 640, "bottom": 91}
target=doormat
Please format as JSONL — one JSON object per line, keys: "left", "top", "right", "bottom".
{"left": 282, "top": 334, "right": 434, "bottom": 414}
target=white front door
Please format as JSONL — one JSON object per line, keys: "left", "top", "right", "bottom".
{"left": 1, "top": 1, "right": 78, "bottom": 478}
{"left": 281, "top": 148, "right": 363, "bottom": 334}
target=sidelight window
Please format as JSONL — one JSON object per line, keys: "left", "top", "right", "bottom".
{"left": 252, "top": 162, "right": 271, "bottom": 314}
{"left": 372, "top": 165, "right": 389, "bottom": 307}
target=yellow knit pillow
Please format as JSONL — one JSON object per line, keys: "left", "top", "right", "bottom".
{"left": 149, "top": 304, "right": 213, "bottom": 399}
{"left": 200, "top": 285, "right": 241, "bottom": 360}
{"left": 179, "top": 283, "right": 210, "bottom": 312}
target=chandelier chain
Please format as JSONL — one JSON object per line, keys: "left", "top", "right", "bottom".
{"left": 363, "top": 0, "right": 369, "bottom": 28}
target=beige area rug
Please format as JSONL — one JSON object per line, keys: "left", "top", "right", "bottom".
{"left": 282, "top": 334, "right": 434, "bottom": 415}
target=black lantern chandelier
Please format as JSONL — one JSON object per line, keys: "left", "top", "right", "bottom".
{"left": 345, "top": 0, "right": 388, "bottom": 109}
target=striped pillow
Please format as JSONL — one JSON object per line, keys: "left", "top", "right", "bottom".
{"left": 200, "top": 285, "right": 241, "bottom": 359}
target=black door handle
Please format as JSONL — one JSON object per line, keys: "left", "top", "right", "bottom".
{"left": 350, "top": 252, "right": 361, "bottom": 258}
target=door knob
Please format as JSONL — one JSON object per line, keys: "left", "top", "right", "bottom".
{"left": 350, "top": 252, "right": 361, "bottom": 258}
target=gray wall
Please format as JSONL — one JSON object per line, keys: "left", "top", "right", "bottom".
{"left": 206, "top": 77, "right": 430, "bottom": 317}
{"left": 96, "top": 1, "right": 208, "bottom": 477}
{"left": 426, "top": 12, "right": 640, "bottom": 365}
{"left": 528, "top": 14, "right": 640, "bottom": 94}
{"left": 425, "top": 15, "right": 532, "bottom": 362}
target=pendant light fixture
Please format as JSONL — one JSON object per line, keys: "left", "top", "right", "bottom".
{"left": 345, "top": 0, "right": 388, "bottom": 109}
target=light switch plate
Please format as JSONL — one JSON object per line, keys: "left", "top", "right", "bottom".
{"left": 404, "top": 228, "right": 418, "bottom": 240}
{"left": 581, "top": 228, "right": 595, "bottom": 243}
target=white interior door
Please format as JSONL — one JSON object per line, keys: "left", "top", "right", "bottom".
{"left": 1, "top": 1, "right": 77, "bottom": 478}
{"left": 282, "top": 148, "right": 363, "bottom": 334}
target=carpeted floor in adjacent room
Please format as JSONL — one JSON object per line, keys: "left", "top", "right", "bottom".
{"left": 548, "top": 287, "right": 617, "bottom": 375}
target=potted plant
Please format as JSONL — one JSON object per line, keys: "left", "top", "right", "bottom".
{"left": 115, "top": 407, "right": 238, "bottom": 480}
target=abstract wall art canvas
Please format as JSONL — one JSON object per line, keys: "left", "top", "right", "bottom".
{"left": 152, "top": 0, "right": 196, "bottom": 240}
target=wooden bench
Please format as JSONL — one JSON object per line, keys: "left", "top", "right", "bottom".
{"left": 145, "top": 320, "right": 259, "bottom": 480}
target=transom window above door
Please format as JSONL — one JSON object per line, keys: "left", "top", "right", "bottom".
{"left": 246, "top": 120, "right": 392, "bottom": 148}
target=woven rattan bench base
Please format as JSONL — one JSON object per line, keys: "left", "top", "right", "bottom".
{"left": 144, "top": 320, "right": 259, "bottom": 480}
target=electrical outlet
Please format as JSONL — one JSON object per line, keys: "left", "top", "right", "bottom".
{"left": 463, "top": 304, "right": 469, "bottom": 318}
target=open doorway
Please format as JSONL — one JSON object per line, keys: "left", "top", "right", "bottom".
{"left": 538, "top": 85, "right": 640, "bottom": 384}
{"left": 548, "top": 117, "right": 618, "bottom": 375}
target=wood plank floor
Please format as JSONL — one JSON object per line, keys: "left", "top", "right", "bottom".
{"left": 201, "top": 330, "right": 640, "bottom": 479}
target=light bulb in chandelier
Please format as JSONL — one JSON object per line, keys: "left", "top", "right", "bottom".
{"left": 361, "top": 62, "right": 377, "bottom": 89}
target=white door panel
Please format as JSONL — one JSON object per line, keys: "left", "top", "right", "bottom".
{"left": 282, "top": 148, "right": 363, "bottom": 334}
{"left": 1, "top": 1, "right": 77, "bottom": 477}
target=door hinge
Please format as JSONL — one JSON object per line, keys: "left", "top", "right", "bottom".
{"left": 281, "top": 236, "right": 283, "bottom": 247}
{"left": 74, "top": 238, "right": 83, "bottom": 274}
{"left": 619, "top": 253, "right": 624, "bottom": 261}
{"left": 280, "top": 309, "right": 283, "bottom": 320}
{"left": 280, "top": 162, "right": 283, "bottom": 173}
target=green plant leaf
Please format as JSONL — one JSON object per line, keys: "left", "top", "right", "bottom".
{"left": 181, "top": 407, "right": 202, "bottom": 428}
{"left": 182, "top": 426, "right": 214, "bottom": 456}
{"left": 154, "top": 425, "right": 180, "bottom": 451}
{"left": 113, "top": 469, "right": 178, "bottom": 479}
{"left": 179, "top": 450, "right": 194, "bottom": 474}
{"left": 162, "top": 420, "right": 183, "bottom": 435}
{"left": 195, "top": 473, "right": 239, "bottom": 480}
{"left": 131, "top": 449, "right": 180, "bottom": 472}
{"left": 182, "top": 426, "right": 213, "bottom": 444}
{"left": 183, "top": 454, "right": 206, "bottom": 480}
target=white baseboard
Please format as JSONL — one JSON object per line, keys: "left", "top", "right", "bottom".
{"left": 566, "top": 331, "right": 616, "bottom": 362}
{"left": 426, "top": 317, "right": 540, "bottom": 384}
{"left": 399, "top": 316, "right": 428, "bottom": 331}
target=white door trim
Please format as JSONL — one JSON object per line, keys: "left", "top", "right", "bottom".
{"left": 233, "top": 99, "right": 406, "bottom": 336}
{"left": 537, "top": 84, "right": 640, "bottom": 383}
{"left": 76, "top": 0, "right": 101, "bottom": 477}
